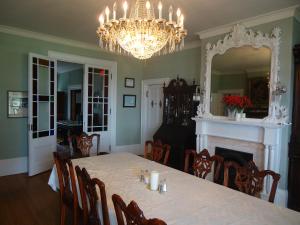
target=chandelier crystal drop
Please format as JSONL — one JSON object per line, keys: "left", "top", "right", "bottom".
{"left": 96, "top": 0, "right": 187, "bottom": 60}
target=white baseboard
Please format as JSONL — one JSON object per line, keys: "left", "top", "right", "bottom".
{"left": 112, "top": 144, "right": 143, "bottom": 155}
{"left": 0, "top": 157, "right": 28, "bottom": 176}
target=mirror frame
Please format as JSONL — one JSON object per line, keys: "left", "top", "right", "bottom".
{"left": 197, "top": 24, "right": 288, "bottom": 123}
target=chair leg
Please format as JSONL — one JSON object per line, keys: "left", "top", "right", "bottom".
{"left": 60, "top": 204, "right": 67, "bottom": 225}
{"left": 73, "top": 206, "right": 78, "bottom": 225}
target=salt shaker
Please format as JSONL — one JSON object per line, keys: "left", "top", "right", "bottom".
{"left": 162, "top": 179, "right": 167, "bottom": 192}
{"left": 140, "top": 170, "right": 145, "bottom": 182}
{"left": 144, "top": 170, "right": 150, "bottom": 184}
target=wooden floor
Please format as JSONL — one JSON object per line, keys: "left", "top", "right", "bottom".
{"left": 0, "top": 171, "right": 63, "bottom": 225}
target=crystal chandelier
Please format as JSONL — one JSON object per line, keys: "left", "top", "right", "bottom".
{"left": 96, "top": 0, "right": 187, "bottom": 60}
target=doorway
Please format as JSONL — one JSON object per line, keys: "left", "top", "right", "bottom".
{"left": 57, "top": 61, "right": 84, "bottom": 148}
{"left": 141, "top": 78, "right": 170, "bottom": 145}
{"left": 28, "top": 51, "right": 117, "bottom": 176}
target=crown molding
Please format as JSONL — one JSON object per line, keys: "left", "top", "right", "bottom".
{"left": 0, "top": 25, "right": 120, "bottom": 54}
{"left": 196, "top": 5, "right": 299, "bottom": 39}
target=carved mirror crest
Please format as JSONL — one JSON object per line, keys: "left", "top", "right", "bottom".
{"left": 197, "top": 24, "right": 288, "bottom": 123}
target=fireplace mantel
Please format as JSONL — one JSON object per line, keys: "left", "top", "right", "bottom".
{"left": 193, "top": 116, "right": 289, "bottom": 173}
{"left": 193, "top": 116, "right": 290, "bottom": 204}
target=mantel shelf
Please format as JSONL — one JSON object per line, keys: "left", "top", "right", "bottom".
{"left": 192, "top": 116, "right": 290, "bottom": 129}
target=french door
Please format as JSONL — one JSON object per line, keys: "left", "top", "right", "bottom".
{"left": 28, "top": 53, "right": 57, "bottom": 176}
{"left": 83, "top": 65, "right": 112, "bottom": 153}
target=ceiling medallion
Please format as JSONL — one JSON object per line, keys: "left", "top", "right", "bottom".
{"left": 96, "top": 0, "right": 187, "bottom": 60}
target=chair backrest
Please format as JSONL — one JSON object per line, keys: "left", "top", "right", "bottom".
{"left": 69, "top": 133, "right": 101, "bottom": 157}
{"left": 53, "top": 152, "right": 78, "bottom": 208}
{"left": 224, "top": 160, "right": 280, "bottom": 203}
{"left": 75, "top": 166, "right": 110, "bottom": 225}
{"left": 144, "top": 140, "right": 170, "bottom": 165}
{"left": 112, "top": 194, "right": 167, "bottom": 225}
{"left": 184, "top": 149, "right": 223, "bottom": 182}
{"left": 76, "top": 134, "right": 94, "bottom": 157}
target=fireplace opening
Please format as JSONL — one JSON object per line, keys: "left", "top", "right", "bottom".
{"left": 215, "top": 147, "right": 253, "bottom": 189}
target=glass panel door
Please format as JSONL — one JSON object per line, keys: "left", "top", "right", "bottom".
{"left": 28, "top": 54, "right": 56, "bottom": 176}
{"left": 84, "top": 65, "right": 111, "bottom": 153}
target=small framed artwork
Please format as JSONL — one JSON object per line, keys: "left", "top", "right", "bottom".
{"left": 123, "top": 95, "right": 136, "bottom": 108}
{"left": 8, "top": 91, "right": 28, "bottom": 118}
{"left": 125, "top": 78, "right": 135, "bottom": 88}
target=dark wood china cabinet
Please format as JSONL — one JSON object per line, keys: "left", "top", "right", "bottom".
{"left": 154, "top": 77, "right": 198, "bottom": 170}
{"left": 288, "top": 44, "right": 300, "bottom": 211}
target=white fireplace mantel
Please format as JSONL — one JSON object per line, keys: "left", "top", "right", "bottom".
{"left": 193, "top": 116, "right": 289, "bottom": 174}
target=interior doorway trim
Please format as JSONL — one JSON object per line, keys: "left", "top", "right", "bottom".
{"left": 48, "top": 50, "right": 117, "bottom": 149}
{"left": 141, "top": 78, "right": 170, "bottom": 146}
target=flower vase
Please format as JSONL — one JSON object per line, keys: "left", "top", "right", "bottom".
{"left": 235, "top": 112, "right": 242, "bottom": 121}
{"left": 227, "top": 108, "right": 237, "bottom": 120}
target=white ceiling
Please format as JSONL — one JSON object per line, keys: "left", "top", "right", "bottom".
{"left": 0, "top": 0, "right": 299, "bottom": 44}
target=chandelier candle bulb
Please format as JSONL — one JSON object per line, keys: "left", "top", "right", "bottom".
{"left": 176, "top": 8, "right": 181, "bottom": 25}
{"left": 123, "top": 1, "right": 128, "bottom": 19}
{"left": 180, "top": 15, "right": 184, "bottom": 29}
{"left": 98, "top": 14, "right": 104, "bottom": 26}
{"left": 146, "top": 1, "right": 151, "bottom": 19}
{"left": 113, "top": 2, "right": 117, "bottom": 20}
{"left": 105, "top": 6, "right": 110, "bottom": 22}
{"left": 158, "top": 1, "right": 162, "bottom": 19}
{"left": 169, "top": 6, "right": 173, "bottom": 22}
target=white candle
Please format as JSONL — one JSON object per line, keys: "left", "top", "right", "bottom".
{"left": 146, "top": 1, "right": 151, "bottom": 19}
{"left": 169, "top": 6, "right": 173, "bottom": 22}
{"left": 150, "top": 171, "right": 160, "bottom": 191}
{"left": 158, "top": 1, "right": 162, "bottom": 19}
{"left": 113, "top": 2, "right": 117, "bottom": 20}
{"left": 98, "top": 14, "right": 104, "bottom": 26}
{"left": 123, "top": 1, "right": 128, "bottom": 19}
{"left": 105, "top": 6, "right": 110, "bottom": 22}
{"left": 176, "top": 8, "right": 181, "bottom": 25}
{"left": 180, "top": 14, "right": 184, "bottom": 28}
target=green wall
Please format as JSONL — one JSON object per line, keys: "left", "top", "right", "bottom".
{"left": 200, "top": 17, "right": 296, "bottom": 189}
{"left": 0, "top": 32, "right": 142, "bottom": 159}
{"left": 57, "top": 68, "right": 83, "bottom": 92}
{"left": 143, "top": 47, "right": 201, "bottom": 84}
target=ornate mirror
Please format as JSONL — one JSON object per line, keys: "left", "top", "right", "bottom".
{"left": 197, "top": 24, "right": 288, "bottom": 123}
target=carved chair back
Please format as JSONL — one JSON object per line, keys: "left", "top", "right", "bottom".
{"left": 75, "top": 166, "right": 110, "bottom": 225}
{"left": 184, "top": 149, "right": 224, "bottom": 182}
{"left": 53, "top": 152, "right": 79, "bottom": 225}
{"left": 76, "top": 134, "right": 94, "bottom": 157}
{"left": 224, "top": 160, "right": 280, "bottom": 203}
{"left": 112, "top": 194, "right": 167, "bottom": 225}
{"left": 144, "top": 140, "right": 170, "bottom": 165}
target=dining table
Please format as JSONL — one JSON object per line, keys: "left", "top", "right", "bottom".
{"left": 48, "top": 152, "right": 300, "bottom": 225}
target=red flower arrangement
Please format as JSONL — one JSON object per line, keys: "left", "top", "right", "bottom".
{"left": 222, "top": 95, "right": 253, "bottom": 112}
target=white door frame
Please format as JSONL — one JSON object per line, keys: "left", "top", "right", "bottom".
{"left": 48, "top": 51, "right": 117, "bottom": 150}
{"left": 141, "top": 78, "right": 170, "bottom": 146}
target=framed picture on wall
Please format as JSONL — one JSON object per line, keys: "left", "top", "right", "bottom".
{"left": 125, "top": 78, "right": 135, "bottom": 88}
{"left": 123, "top": 95, "right": 136, "bottom": 108}
{"left": 7, "top": 91, "right": 28, "bottom": 118}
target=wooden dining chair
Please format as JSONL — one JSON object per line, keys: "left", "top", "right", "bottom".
{"left": 184, "top": 149, "right": 224, "bottom": 182}
{"left": 75, "top": 166, "right": 110, "bottom": 225}
{"left": 224, "top": 160, "right": 280, "bottom": 203}
{"left": 53, "top": 152, "right": 79, "bottom": 225}
{"left": 144, "top": 140, "right": 171, "bottom": 165}
{"left": 69, "top": 132, "right": 108, "bottom": 157}
{"left": 112, "top": 194, "right": 167, "bottom": 225}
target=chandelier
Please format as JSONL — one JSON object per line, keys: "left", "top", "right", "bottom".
{"left": 96, "top": 0, "right": 187, "bottom": 60}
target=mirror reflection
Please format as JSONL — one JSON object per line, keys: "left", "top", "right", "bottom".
{"left": 210, "top": 46, "right": 271, "bottom": 118}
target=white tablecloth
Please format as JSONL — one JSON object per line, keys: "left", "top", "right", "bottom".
{"left": 48, "top": 152, "right": 300, "bottom": 225}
